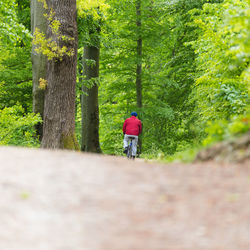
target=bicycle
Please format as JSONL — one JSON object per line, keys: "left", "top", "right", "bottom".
{"left": 127, "top": 136, "right": 136, "bottom": 159}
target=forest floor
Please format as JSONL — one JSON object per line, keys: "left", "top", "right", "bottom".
{"left": 0, "top": 146, "right": 250, "bottom": 250}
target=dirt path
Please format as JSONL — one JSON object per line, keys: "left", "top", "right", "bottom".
{"left": 0, "top": 147, "right": 250, "bottom": 250}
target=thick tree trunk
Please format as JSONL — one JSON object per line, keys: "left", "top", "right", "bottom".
{"left": 31, "top": 0, "right": 46, "bottom": 139}
{"left": 41, "top": 0, "right": 79, "bottom": 149}
{"left": 81, "top": 46, "right": 101, "bottom": 153}
{"left": 136, "top": 0, "right": 143, "bottom": 154}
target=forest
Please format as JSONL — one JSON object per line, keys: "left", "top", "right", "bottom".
{"left": 0, "top": 0, "right": 249, "bottom": 161}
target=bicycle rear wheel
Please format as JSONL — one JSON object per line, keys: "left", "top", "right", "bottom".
{"left": 127, "top": 144, "right": 132, "bottom": 159}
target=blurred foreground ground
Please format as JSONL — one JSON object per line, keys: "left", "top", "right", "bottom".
{"left": 0, "top": 146, "right": 250, "bottom": 250}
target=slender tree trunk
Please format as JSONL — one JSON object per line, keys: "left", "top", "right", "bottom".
{"left": 136, "top": 0, "right": 143, "bottom": 154}
{"left": 31, "top": 0, "right": 46, "bottom": 140}
{"left": 136, "top": 0, "right": 142, "bottom": 109}
{"left": 41, "top": 0, "right": 79, "bottom": 149}
{"left": 81, "top": 45, "right": 101, "bottom": 153}
{"left": 81, "top": 51, "right": 87, "bottom": 151}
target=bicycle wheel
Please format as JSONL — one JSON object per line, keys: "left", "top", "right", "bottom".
{"left": 127, "top": 143, "right": 132, "bottom": 159}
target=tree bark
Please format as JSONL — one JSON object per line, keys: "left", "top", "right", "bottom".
{"left": 31, "top": 0, "right": 46, "bottom": 139}
{"left": 81, "top": 46, "right": 101, "bottom": 153}
{"left": 41, "top": 0, "right": 79, "bottom": 149}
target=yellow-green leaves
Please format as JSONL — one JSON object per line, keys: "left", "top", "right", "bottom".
{"left": 33, "top": 37, "right": 74, "bottom": 61}
{"left": 44, "top": 8, "right": 61, "bottom": 35}
{"left": 32, "top": 2, "right": 75, "bottom": 61}
{"left": 38, "top": 0, "right": 48, "bottom": 9}
{"left": 33, "top": 0, "right": 76, "bottom": 61}
{"left": 33, "top": 28, "right": 74, "bottom": 61}
{"left": 38, "top": 78, "right": 47, "bottom": 90}
{"left": 77, "top": 0, "right": 110, "bottom": 18}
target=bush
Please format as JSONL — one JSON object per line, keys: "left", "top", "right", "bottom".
{"left": 0, "top": 105, "right": 42, "bottom": 147}
{"left": 203, "top": 114, "right": 250, "bottom": 146}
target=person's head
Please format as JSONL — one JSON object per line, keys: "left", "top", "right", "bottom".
{"left": 131, "top": 111, "right": 137, "bottom": 117}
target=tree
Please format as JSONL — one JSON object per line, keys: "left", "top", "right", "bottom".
{"left": 81, "top": 44, "right": 101, "bottom": 152}
{"left": 40, "top": 0, "right": 79, "bottom": 149}
{"left": 78, "top": 14, "right": 102, "bottom": 153}
{"left": 77, "top": 1, "right": 109, "bottom": 152}
{"left": 136, "top": 0, "right": 143, "bottom": 153}
{"left": 31, "top": 0, "right": 47, "bottom": 139}
{"left": 136, "top": 0, "right": 142, "bottom": 110}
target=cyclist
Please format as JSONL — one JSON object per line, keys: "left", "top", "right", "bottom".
{"left": 122, "top": 111, "right": 142, "bottom": 158}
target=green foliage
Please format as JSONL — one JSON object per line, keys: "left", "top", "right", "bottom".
{"left": 203, "top": 114, "right": 250, "bottom": 146}
{"left": 0, "top": 0, "right": 32, "bottom": 112}
{"left": 183, "top": 0, "right": 250, "bottom": 152}
{"left": 0, "top": 46, "right": 32, "bottom": 111}
{"left": 162, "top": 147, "right": 199, "bottom": 163}
{"left": 189, "top": 0, "right": 249, "bottom": 122}
{"left": 77, "top": 7, "right": 104, "bottom": 49}
{"left": 0, "top": 0, "right": 31, "bottom": 46}
{"left": 97, "top": 0, "right": 249, "bottom": 159}
{"left": 0, "top": 105, "right": 42, "bottom": 147}
{"left": 141, "top": 143, "right": 199, "bottom": 163}
{"left": 99, "top": 108, "right": 125, "bottom": 155}
{"left": 98, "top": 0, "right": 205, "bottom": 155}
{"left": 16, "top": 0, "right": 31, "bottom": 31}
{"left": 1, "top": 0, "right": 249, "bottom": 156}
{"left": 0, "top": 0, "right": 33, "bottom": 143}
{"left": 0, "top": 0, "right": 39, "bottom": 148}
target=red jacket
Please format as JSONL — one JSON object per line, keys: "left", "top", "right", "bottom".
{"left": 123, "top": 116, "right": 142, "bottom": 136}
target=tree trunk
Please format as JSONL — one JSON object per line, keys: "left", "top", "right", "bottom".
{"left": 136, "top": 0, "right": 142, "bottom": 109}
{"left": 31, "top": 0, "right": 46, "bottom": 140}
{"left": 136, "top": 0, "right": 143, "bottom": 154}
{"left": 41, "top": 0, "right": 79, "bottom": 150}
{"left": 81, "top": 46, "right": 101, "bottom": 153}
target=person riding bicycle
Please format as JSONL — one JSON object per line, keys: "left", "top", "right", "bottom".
{"left": 123, "top": 111, "right": 142, "bottom": 158}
